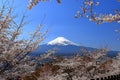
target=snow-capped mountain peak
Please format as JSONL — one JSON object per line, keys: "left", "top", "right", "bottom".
{"left": 47, "top": 37, "right": 78, "bottom": 46}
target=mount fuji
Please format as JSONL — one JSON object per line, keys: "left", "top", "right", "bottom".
{"left": 47, "top": 37, "right": 78, "bottom": 46}
{"left": 31, "top": 37, "right": 119, "bottom": 57}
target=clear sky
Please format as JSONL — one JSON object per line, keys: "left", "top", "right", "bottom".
{"left": 1, "top": 0, "right": 120, "bottom": 51}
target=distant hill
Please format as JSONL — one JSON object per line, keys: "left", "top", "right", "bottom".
{"left": 30, "top": 37, "right": 119, "bottom": 57}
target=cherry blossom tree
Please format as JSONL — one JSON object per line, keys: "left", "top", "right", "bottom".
{"left": 0, "top": 2, "right": 50, "bottom": 79}
{"left": 75, "top": 0, "right": 120, "bottom": 24}
{"left": 28, "top": 0, "right": 61, "bottom": 10}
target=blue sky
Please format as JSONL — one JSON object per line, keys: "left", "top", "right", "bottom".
{"left": 1, "top": 0, "right": 120, "bottom": 51}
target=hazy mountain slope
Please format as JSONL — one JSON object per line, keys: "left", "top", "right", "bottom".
{"left": 30, "top": 37, "right": 119, "bottom": 57}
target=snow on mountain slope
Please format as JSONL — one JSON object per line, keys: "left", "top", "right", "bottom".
{"left": 47, "top": 37, "right": 78, "bottom": 46}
